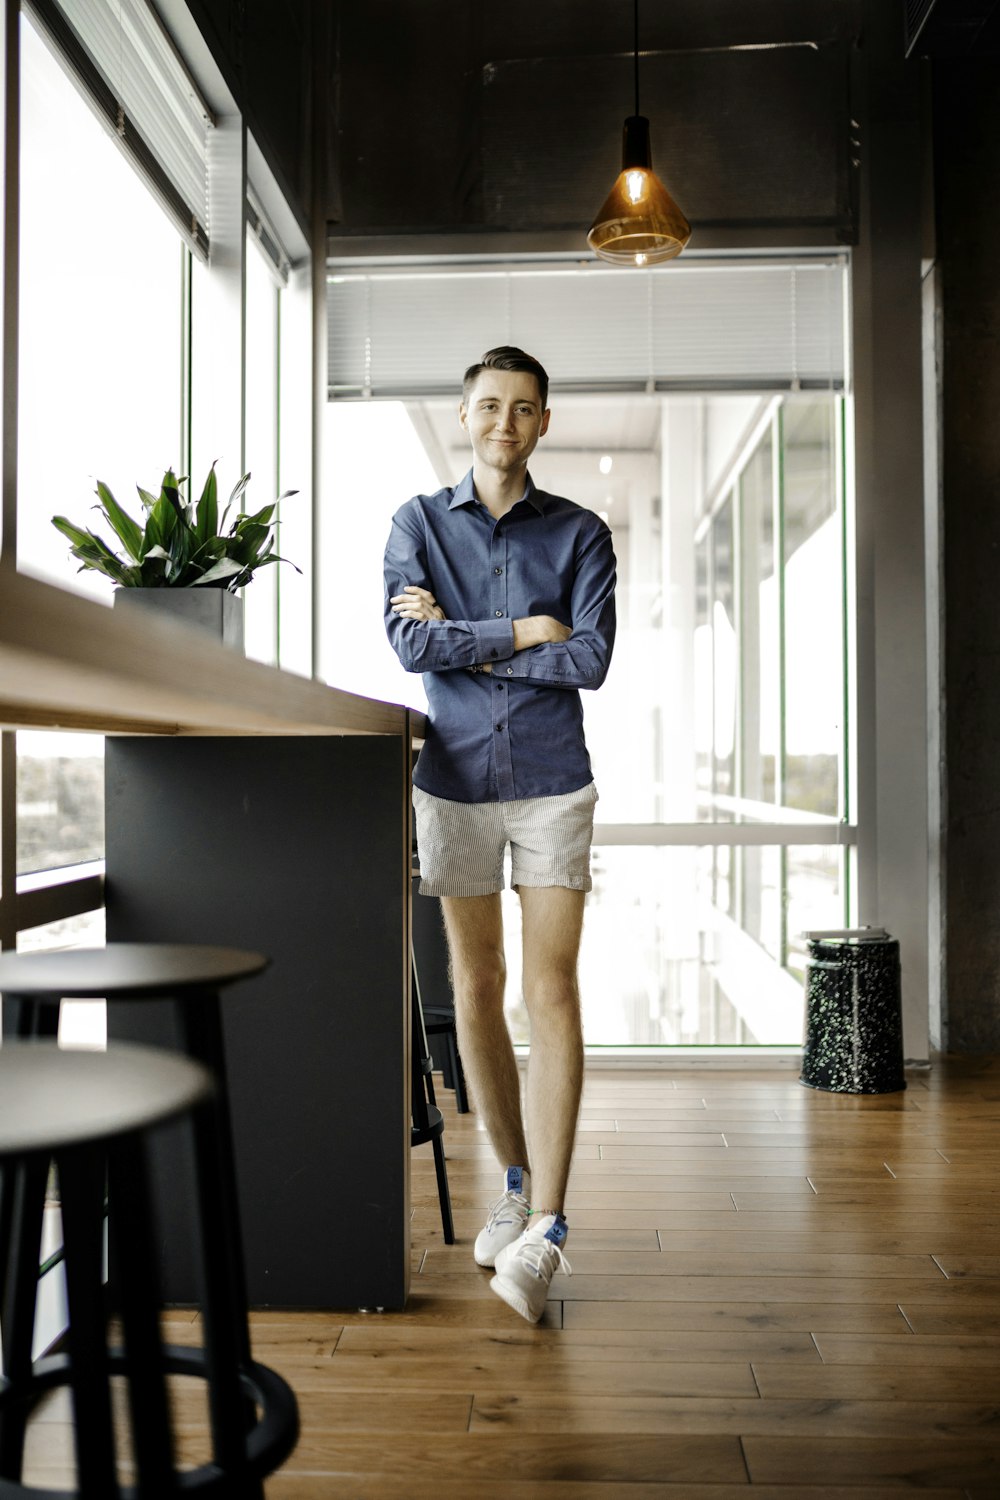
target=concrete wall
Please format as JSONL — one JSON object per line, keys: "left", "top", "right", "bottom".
{"left": 935, "top": 58, "right": 1000, "bottom": 1051}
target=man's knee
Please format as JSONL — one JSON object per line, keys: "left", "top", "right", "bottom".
{"left": 523, "top": 967, "right": 581, "bottom": 1019}
{"left": 451, "top": 947, "right": 506, "bottom": 1010}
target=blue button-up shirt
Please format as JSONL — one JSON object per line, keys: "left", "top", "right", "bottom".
{"left": 384, "top": 469, "right": 616, "bottom": 803}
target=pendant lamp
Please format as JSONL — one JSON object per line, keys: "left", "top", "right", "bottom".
{"left": 588, "top": 0, "right": 691, "bottom": 266}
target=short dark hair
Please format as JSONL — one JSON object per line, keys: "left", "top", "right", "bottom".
{"left": 462, "top": 346, "right": 549, "bottom": 411}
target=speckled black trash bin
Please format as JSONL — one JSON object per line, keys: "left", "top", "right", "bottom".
{"left": 801, "top": 936, "right": 906, "bottom": 1093}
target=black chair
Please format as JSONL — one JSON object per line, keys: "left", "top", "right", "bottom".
{"left": 411, "top": 977, "right": 455, "bottom": 1245}
{"left": 0, "top": 945, "right": 299, "bottom": 1497}
{"left": 410, "top": 876, "right": 469, "bottom": 1113}
{"left": 0, "top": 1040, "right": 223, "bottom": 1495}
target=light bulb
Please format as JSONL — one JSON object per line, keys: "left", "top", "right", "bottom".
{"left": 625, "top": 170, "right": 647, "bottom": 205}
{"left": 599, "top": 455, "right": 613, "bottom": 475}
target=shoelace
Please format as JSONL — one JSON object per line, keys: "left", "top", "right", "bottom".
{"left": 517, "top": 1233, "right": 573, "bottom": 1282}
{"left": 485, "top": 1190, "right": 529, "bottom": 1231}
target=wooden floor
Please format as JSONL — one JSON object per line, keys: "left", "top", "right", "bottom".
{"left": 22, "top": 1057, "right": 1000, "bottom": 1495}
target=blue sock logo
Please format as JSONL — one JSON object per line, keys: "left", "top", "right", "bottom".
{"left": 544, "top": 1215, "right": 568, "bottom": 1246}
{"left": 506, "top": 1166, "right": 523, "bottom": 1195}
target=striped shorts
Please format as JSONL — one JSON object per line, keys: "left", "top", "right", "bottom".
{"left": 413, "top": 782, "right": 599, "bottom": 898}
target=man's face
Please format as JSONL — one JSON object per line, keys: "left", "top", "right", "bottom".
{"left": 459, "top": 369, "right": 550, "bottom": 477}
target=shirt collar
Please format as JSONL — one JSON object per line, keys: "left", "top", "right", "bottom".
{"left": 449, "top": 469, "right": 546, "bottom": 515}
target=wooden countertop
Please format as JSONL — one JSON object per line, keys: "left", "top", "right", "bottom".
{"left": 0, "top": 568, "right": 426, "bottom": 738}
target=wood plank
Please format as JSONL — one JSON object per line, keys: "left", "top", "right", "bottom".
{"left": 334, "top": 1324, "right": 822, "bottom": 1363}
{"left": 742, "top": 1434, "right": 1000, "bottom": 1486}
{"left": 654, "top": 1230, "right": 1000, "bottom": 1255}
{"left": 753, "top": 1361, "right": 1000, "bottom": 1400}
{"left": 321, "top": 1350, "right": 758, "bottom": 1397}
{"left": 932, "top": 1253, "right": 1000, "bottom": 1277}
{"left": 263, "top": 1482, "right": 967, "bottom": 1500}
{"left": 813, "top": 1332, "right": 1000, "bottom": 1365}
{"left": 899, "top": 1303, "right": 1000, "bottom": 1335}
{"left": 553, "top": 1274, "right": 965, "bottom": 1305}
{"left": 468, "top": 1392, "right": 1000, "bottom": 1438}
{"left": 562, "top": 1301, "right": 912, "bottom": 1333}
{"left": 263, "top": 1433, "right": 748, "bottom": 1485}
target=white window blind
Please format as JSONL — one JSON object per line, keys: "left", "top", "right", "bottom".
{"left": 247, "top": 181, "right": 291, "bottom": 287}
{"left": 28, "top": 0, "right": 213, "bottom": 253}
{"left": 327, "top": 257, "right": 847, "bottom": 398}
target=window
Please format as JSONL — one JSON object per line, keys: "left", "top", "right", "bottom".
{"left": 17, "top": 12, "right": 184, "bottom": 600}
{"left": 324, "top": 256, "right": 852, "bottom": 1047}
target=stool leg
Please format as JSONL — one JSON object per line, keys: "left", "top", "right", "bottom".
{"left": 0, "top": 1158, "right": 48, "bottom": 1479}
{"left": 57, "top": 1145, "right": 120, "bottom": 1498}
{"left": 431, "top": 1133, "right": 455, "bottom": 1245}
{"left": 186, "top": 1096, "right": 262, "bottom": 1495}
{"left": 449, "top": 1033, "right": 470, "bottom": 1115}
{"left": 176, "top": 991, "right": 254, "bottom": 1368}
{"left": 107, "top": 1134, "right": 179, "bottom": 1499}
{"left": 177, "top": 988, "right": 260, "bottom": 1494}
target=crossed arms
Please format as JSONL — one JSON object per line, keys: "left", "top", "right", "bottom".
{"left": 391, "top": 585, "right": 571, "bottom": 670}
{"left": 383, "top": 514, "right": 616, "bottom": 690}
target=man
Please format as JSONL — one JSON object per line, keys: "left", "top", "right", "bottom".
{"left": 383, "top": 346, "right": 616, "bottom": 1323}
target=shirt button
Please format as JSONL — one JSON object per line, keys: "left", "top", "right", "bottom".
{"left": 497, "top": 722, "right": 506, "bottom": 731}
{"left": 495, "top": 610, "right": 503, "bottom": 617}
{"left": 494, "top": 567, "right": 503, "bottom": 575}
{"left": 506, "top": 667, "right": 513, "bottom": 676}
{"left": 496, "top": 683, "right": 504, "bottom": 691}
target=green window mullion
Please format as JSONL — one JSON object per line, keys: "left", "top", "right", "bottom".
{"left": 181, "top": 247, "right": 193, "bottom": 489}
{"left": 839, "top": 394, "right": 852, "bottom": 924}
{"left": 775, "top": 404, "right": 788, "bottom": 968}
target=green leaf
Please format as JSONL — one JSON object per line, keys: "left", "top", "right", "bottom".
{"left": 137, "top": 486, "right": 160, "bottom": 511}
{"left": 190, "top": 557, "right": 245, "bottom": 587}
{"left": 234, "top": 503, "right": 276, "bottom": 529}
{"left": 194, "top": 464, "right": 218, "bottom": 544}
{"left": 226, "top": 522, "right": 270, "bottom": 565}
{"left": 94, "top": 481, "right": 143, "bottom": 562}
{"left": 248, "top": 552, "right": 302, "bottom": 575}
{"left": 150, "top": 490, "right": 180, "bottom": 543}
{"left": 220, "top": 471, "right": 250, "bottom": 531}
{"left": 52, "top": 515, "right": 97, "bottom": 550}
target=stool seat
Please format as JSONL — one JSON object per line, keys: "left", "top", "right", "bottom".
{"left": 0, "top": 1042, "right": 214, "bottom": 1496}
{"left": 0, "top": 944, "right": 268, "bottom": 999}
{"left": 0, "top": 1040, "right": 211, "bottom": 1156}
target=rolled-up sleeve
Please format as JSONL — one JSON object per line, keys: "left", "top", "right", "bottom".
{"left": 384, "top": 510, "right": 515, "bottom": 673}
{"left": 504, "top": 524, "right": 616, "bottom": 690}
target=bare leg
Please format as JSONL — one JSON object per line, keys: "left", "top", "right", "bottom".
{"left": 440, "top": 894, "right": 530, "bottom": 1174}
{"left": 518, "top": 886, "right": 586, "bottom": 1215}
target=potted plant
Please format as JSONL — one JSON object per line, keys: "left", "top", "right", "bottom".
{"left": 52, "top": 465, "right": 299, "bottom": 650}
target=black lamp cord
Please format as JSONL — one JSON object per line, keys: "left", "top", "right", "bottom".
{"left": 633, "top": 0, "right": 640, "bottom": 117}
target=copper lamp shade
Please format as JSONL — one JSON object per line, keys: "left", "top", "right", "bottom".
{"left": 588, "top": 115, "right": 691, "bottom": 266}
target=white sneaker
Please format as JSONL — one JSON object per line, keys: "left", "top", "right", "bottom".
{"left": 473, "top": 1167, "right": 531, "bottom": 1268}
{"left": 491, "top": 1213, "right": 571, "bottom": 1323}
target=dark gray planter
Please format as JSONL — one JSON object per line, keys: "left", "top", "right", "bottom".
{"left": 113, "top": 588, "right": 244, "bottom": 652}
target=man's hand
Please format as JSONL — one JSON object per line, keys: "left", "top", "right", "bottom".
{"left": 390, "top": 585, "right": 446, "bottom": 622}
{"left": 513, "top": 615, "right": 572, "bottom": 650}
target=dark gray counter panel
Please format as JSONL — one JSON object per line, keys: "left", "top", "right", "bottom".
{"left": 105, "top": 735, "right": 410, "bottom": 1310}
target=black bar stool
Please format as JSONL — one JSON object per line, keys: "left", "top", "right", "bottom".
{"left": 411, "top": 876, "right": 469, "bottom": 1113}
{"left": 0, "top": 1040, "right": 210, "bottom": 1496}
{"left": 0, "top": 945, "right": 299, "bottom": 1495}
{"left": 411, "top": 976, "right": 455, "bottom": 1245}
